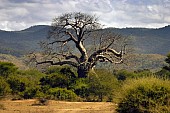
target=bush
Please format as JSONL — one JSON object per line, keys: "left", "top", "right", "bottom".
{"left": 47, "top": 88, "right": 78, "bottom": 101}
{"left": 115, "top": 77, "right": 170, "bottom": 113}
{"left": 78, "top": 69, "right": 120, "bottom": 102}
{"left": 45, "top": 66, "right": 76, "bottom": 77}
{"left": 40, "top": 73, "right": 69, "bottom": 88}
{"left": 113, "top": 70, "right": 136, "bottom": 81}
{"left": 0, "top": 77, "right": 11, "bottom": 96}
{"left": 17, "top": 69, "right": 46, "bottom": 82}
{"left": 70, "top": 78, "right": 89, "bottom": 98}
{"left": 45, "top": 66, "right": 62, "bottom": 74}
{"left": 60, "top": 67, "right": 77, "bottom": 78}
{"left": 7, "top": 75, "right": 27, "bottom": 94}
{"left": 0, "top": 61, "right": 17, "bottom": 78}
{"left": 20, "top": 86, "right": 40, "bottom": 99}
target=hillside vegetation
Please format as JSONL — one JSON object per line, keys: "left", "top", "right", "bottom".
{"left": 0, "top": 25, "right": 50, "bottom": 56}
{"left": 0, "top": 25, "right": 170, "bottom": 56}
{"left": 1, "top": 23, "right": 170, "bottom": 113}
{"left": 111, "top": 54, "right": 166, "bottom": 71}
{"left": 0, "top": 52, "right": 170, "bottom": 112}
{"left": 0, "top": 54, "right": 27, "bottom": 70}
{"left": 0, "top": 53, "right": 166, "bottom": 71}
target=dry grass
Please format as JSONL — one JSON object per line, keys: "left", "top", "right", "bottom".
{"left": 0, "top": 99, "right": 116, "bottom": 113}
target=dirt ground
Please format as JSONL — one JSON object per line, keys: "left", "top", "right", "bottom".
{"left": 0, "top": 99, "right": 116, "bottom": 113}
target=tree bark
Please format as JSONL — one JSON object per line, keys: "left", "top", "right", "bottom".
{"left": 77, "top": 69, "right": 88, "bottom": 78}
{"left": 77, "top": 64, "right": 90, "bottom": 78}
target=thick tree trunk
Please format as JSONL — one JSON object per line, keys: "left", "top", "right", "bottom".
{"left": 77, "top": 69, "right": 88, "bottom": 78}
{"left": 77, "top": 64, "right": 89, "bottom": 78}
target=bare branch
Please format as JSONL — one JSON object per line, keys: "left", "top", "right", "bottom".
{"left": 107, "top": 48, "right": 123, "bottom": 58}
{"left": 96, "top": 55, "right": 114, "bottom": 63}
{"left": 36, "top": 60, "right": 78, "bottom": 68}
{"left": 48, "top": 38, "right": 72, "bottom": 45}
{"left": 88, "top": 47, "right": 123, "bottom": 62}
{"left": 65, "top": 31, "right": 78, "bottom": 42}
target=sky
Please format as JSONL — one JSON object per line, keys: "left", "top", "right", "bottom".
{"left": 0, "top": 0, "right": 170, "bottom": 31}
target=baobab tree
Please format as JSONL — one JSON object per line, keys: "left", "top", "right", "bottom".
{"left": 33, "top": 12, "right": 127, "bottom": 78}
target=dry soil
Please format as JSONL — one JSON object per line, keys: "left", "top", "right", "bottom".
{"left": 0, "top": 99, "right": 116, "bottom": 113}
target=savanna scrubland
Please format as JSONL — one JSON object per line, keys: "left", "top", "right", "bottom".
{"left": 0, "top": 53, "right": 170, "bottom": 112}
{"left": 1, "top": 12, "right": 170, "bottom": 113}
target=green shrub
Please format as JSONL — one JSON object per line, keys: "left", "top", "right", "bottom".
{"left": 45, "top": 66, "right": 77, "bottom": 77}
{"left": 47, "top": 88, "right": 78, "bottom": 101}
{"left": 17, "top": 69, "right": 46, "bottom": 82}
{"left": 0, "top": 77, "right": 11, "bottom": 96}
{"left": 70, "top": 78, "right": 89, "bottom": 98}
{"left": 113, "top": 69, "right": 153, "bottom": 81}
{"left": 114, "top": 70, "right": 136, "bottom": 81}
{"left": 40, "top": 73, "right": 69, "bottom": 88}
{"left": 0, "top": 61, "right": 17, "bottom": 78}
{"left": 7, "top": 75, "right": 27, "bottom": 94}
{"left": 86, "top": 69, "right": 120, "bottom": 102}
{"left": 115, "top": 77, "right": 170, "bottom": 113}
{"left": 60, "top": 67, "right": 77, "bottom": 78}
{"left": 20, "top": 86, "right": 40, "bottom": 99}
{"left": 45, "top": 66, "right": 62, "bottom": 74}
{"left": 134, "top": 69, "right": 153, "bottom": 78}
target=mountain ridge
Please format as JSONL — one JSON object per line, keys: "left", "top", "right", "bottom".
{"left": 0, "top": 25, "right": 170, "bottom": 56}
{"left": 1, "top": 24, "right": 170, "bottom": 32}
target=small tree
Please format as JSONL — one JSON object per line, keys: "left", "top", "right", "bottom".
{"left": 7, "top": 75, "right": 26, "bottom": 94}
{"left": 0, "top": 61, "right": 17, "bottom": 78}
{"left": 0, "top": 77, "right": 11, "bottom": 96}
{"left": 32, "top": 12, "right": 127, "bottom": 78}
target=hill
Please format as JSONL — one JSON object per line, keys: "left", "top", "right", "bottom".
{"left": 0, "top": 53, "right": 166, "bottom": 71}
{"left": 0, "top": 25, "right": 170, "bottom": 56}
{"left": 106, "top": 25, "right": 170, "bottom": 54}
{"left": 112, "top": 54, "right": 166, "bottom": 71}
{"left": 0, "top": 25, "right": 50, "bottom": 56}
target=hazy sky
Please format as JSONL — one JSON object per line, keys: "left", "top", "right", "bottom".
{"left": 0, "top": 0, "right": 170, "bottom": 31}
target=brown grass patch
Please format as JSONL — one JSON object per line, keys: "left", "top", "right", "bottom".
{"left": 0, "top": 99, "right": 116, "bottom": 113}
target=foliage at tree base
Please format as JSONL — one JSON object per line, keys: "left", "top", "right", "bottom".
{"left": 47, "top": 88, "right": 79, "bottom": 101}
